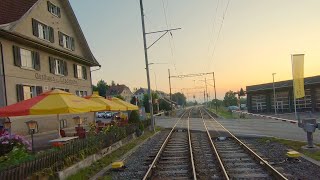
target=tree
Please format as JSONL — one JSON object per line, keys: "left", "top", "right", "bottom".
{"left": 130, "top": 96, "right": 141, "bottom": 106}
{"left": 159, "top": 99, "right": 171, "bottom": 111}
{"left": 115, "top": 95, "right": 125, "bottom": 101}
{"left": 210, "top": 99, "right": 223, "bottom": 107}
{"left": 172, "top": 92, "right": 187, "bottom": 106}
{"left": 142, "top": 92, "right": 159, "bottom": 113}
{"left": 97, "top": 80, "right": 108, "bottom": 97}
{"left": 92, "top": 85, "right": 98, "bottom": 91}
{"left": 240, "top": 97, "right": 247, "bottom": 104}
{"left": 223, "top": 90, "right": 237, "bottom": 107}
{"left": 128, "top": 110, "right": 140, "bottom": 124}
{"left": 111, "top": 80, "right": 116, "bottom": 86}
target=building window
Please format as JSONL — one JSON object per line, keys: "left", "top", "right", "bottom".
{"left": 55, "top": 59, "right": 64, "bottom": 75}
{"left": 47, "top": 1, "right": 61, "bottom": 17}
{"left": 52, "top": 87, "right": 69, "bottom": 92}
{"left": 58, "top": 32, "right": 75, "bottom": 50}
{"left": 73, "top": 64, "right": 87, "bottom": 80}
{"left": 49, "top": 57, "right": 68, "bottom": 76}
{"left": 76, "top": 90, "right": 87, "bottom": 97}
{"left": 32, "top": 19, "right": 54, "bottom": 42}
{"left": 20, "top": 49, "right": 33, "bottom": 69}
{"left": 16, "top": 85, "right": 42, "bottom": 102}
{"left": 13, "top": 46, "right": 40, "bottom": 70}
{"left": 77, "top": 65, "right": 82, "bottom": 79}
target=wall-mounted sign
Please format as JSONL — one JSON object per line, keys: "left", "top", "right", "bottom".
{"left": 35, "top": 73, "right": 78, "bottom": 85}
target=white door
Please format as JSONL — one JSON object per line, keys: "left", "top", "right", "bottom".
{"left": 256, "top": 102, "right": 262, "bottom": 112}
{"left": 276, "top": 101, "right": 283, "bottom": 112}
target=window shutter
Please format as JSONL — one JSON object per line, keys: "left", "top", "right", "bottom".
{"left": 71, "top": 38, "right": 75, "bottom": 51}
{"left": 63, "top": 61, "right": 68, "bottom": 76}
{"left": 58, "top": 32, "right": 63, "bottom": 46}
{"left": 36, "top": 86, "right": 43, "bottom": 95}
{"left": 57, "top": 7, "right": 61, "bottom": 17}
{"left": 47, "top": 1, "right": 51, "bottom": 12}
{"left": 49, "top": 57, "right": 55, "bottom": 74}
{"left": 32, "top": 19, "right": 39, "bottom": 37}
{"left": 82, "top": 66, "right": 87, "bottom": 80}
{"left": 12, "top": 45, "right": 21, "bottom": 67}
{"left": 16, "top": 84, "right": 24, "bottom": 102}
{"left": 49, "top": 27, "right": 54, "bottom": 43}
{"left": 73, "top": 64, "right": 78, "bottom": 78}
{"left": 33, "top": 51, "right": 40, "bottom": 70}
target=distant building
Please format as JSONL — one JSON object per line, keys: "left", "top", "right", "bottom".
{"left": 133, "top": 88, "right": 170, "bottom": 102}
{"left": 0, "top": 0, "right": 100, "bottom": 135}
{"left": 106, "top": 85, "right": 133, "bottom": 102}
{"left": 246, "top": 75, "right": 320, "bottom": 113}
{"left": 134, "top": 88, "right": 148, "bottom": 102}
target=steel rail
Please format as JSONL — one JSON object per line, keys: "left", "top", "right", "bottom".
{"left": 199, "top": 109, "right": 229, "bottom": 180}
{"left": 188, "top": 111, "right": 197, "bottom": 180}
{"left": 202, "top": 108, "right": 288, "bottom": 180}
{"left": 142, "top": 108, "right": 193, "bottom": 180}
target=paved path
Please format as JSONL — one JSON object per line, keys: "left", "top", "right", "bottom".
{"left": 155, "top": 116, "right": 320, "bottom": 144}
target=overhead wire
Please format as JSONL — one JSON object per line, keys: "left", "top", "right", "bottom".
{"left": 210, "top": 0, "right": 231, "bottom": 63}
{"left": 161, "top": 0, "right": 177, "bottom": 73}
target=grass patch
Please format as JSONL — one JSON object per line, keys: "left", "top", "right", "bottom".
{"left": 67, "top": 130, "right": 159, "bottom": 180}
{"left": 259, "top": 137, "right": 320, "bottom": 161}
{"left": 208, "top": 107, "right": 234, "bottom": 119}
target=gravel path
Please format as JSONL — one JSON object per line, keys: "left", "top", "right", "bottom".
{"left": 241, "top": 137, "right": 320, "bottom": 180}
{"left": 109, "top": 130, "right": 170, "bottom": 180}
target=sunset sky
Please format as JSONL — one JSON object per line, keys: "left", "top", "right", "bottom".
{"left": 70, "top": 0, "right": 320, "bottom": 101}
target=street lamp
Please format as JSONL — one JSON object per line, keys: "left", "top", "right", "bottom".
{"left": 25, "top": 120, "right": 37, "bottom": 153}
{"left": 73, "top": 116, "right": 82, "bottom": 127}
{"left": 3, "top": 118, "right": 12, "bottom": 138}
{"left": 272, "top": 73, "right": 277, "bottom": 115}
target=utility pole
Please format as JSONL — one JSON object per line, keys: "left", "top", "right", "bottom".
{"left": 203, "top": 91, "right": 206, "bottom": 104}
{"left": 139, "top": 0, "right": 154, "bottom": 131}
{"left": 139, "top": 0, "right": 181, "bottom": 131}
{"left": 213, "top": 72, "right": 217, "bottom": 112}
{"left": 205, "top": 78, "right": 208, "bottom": 106}
{"left": 168, "top": 69, "right": 172, "bottom": 111}
{"left": 272, "top": 73, "right": 277, "bottom": 115}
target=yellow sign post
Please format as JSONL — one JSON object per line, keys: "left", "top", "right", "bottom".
{"left": 291, "top": 54, "right": 305, "bottom": 120}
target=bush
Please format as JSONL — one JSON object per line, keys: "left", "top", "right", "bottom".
{"left": 0, "top": 131, "right": 31, "bottom": 156}
{"left": 138, "top": 122, "right": 144, "bottom": 132}
{"left": 129, "top": 110, "right": 140, "bottom": 124}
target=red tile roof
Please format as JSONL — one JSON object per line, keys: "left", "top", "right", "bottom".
{"left": 0, "top": 0, "right": 38, "bottom": 25}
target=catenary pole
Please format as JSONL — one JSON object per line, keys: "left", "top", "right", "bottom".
{"left": 272, "top": 73, "right": 277, "bottom": 115}
{"left": 213, "top": 72, "right": 217, "bottom": 112}
{"left": 205, "top": 78, "right": 208, "bottom": 106}
{"left": 139, "top": 0, "right": 154, "bottom": 131}
{"left": 168, "top": 69, "right": 172, "bottom": 111}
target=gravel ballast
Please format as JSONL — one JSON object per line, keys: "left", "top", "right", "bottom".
{"left": 240, "top": 137, "right": 320, "bottom": 180}
{"left": 109, "top": 130, "right": 170, "bottom": 180}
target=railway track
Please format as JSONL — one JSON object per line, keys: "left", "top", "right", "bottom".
{"left": 142, "top": 108, "right": 196, "bottom": 180}
{"left": 200, "top": 107, "right": 288, "bottom": 180}
{"left": 143, "top": 107, "right": 288, "bottom": 180}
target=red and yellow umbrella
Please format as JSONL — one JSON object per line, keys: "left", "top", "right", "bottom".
{"left": 110, "top": 97, "right": 139, "bottom": 111}
{"left": 84, "top": 94, "right": 127, "bottom": 111}
{"left": 0, "top": 89, "right": 106, "bottom": 138}
{"left": 0, "top": 89, "right": 105, "bottom": 117}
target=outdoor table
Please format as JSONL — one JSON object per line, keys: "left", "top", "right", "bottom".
{"left": 49, "top": 136, "right": 78, "bottom": 147}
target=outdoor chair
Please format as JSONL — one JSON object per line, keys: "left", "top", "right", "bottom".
{"left": 77, "top": 129, "right": 86, "bottom": 139}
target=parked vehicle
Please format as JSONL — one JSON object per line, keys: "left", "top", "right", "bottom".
{"left": 227, "top": 106, "right": 240, "bottom": 111}
{"left": 104, "top": 112, "right": 112, "bottom": 118}
{"left": 96, "top": 112, "right": 105, "bottom": 118}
